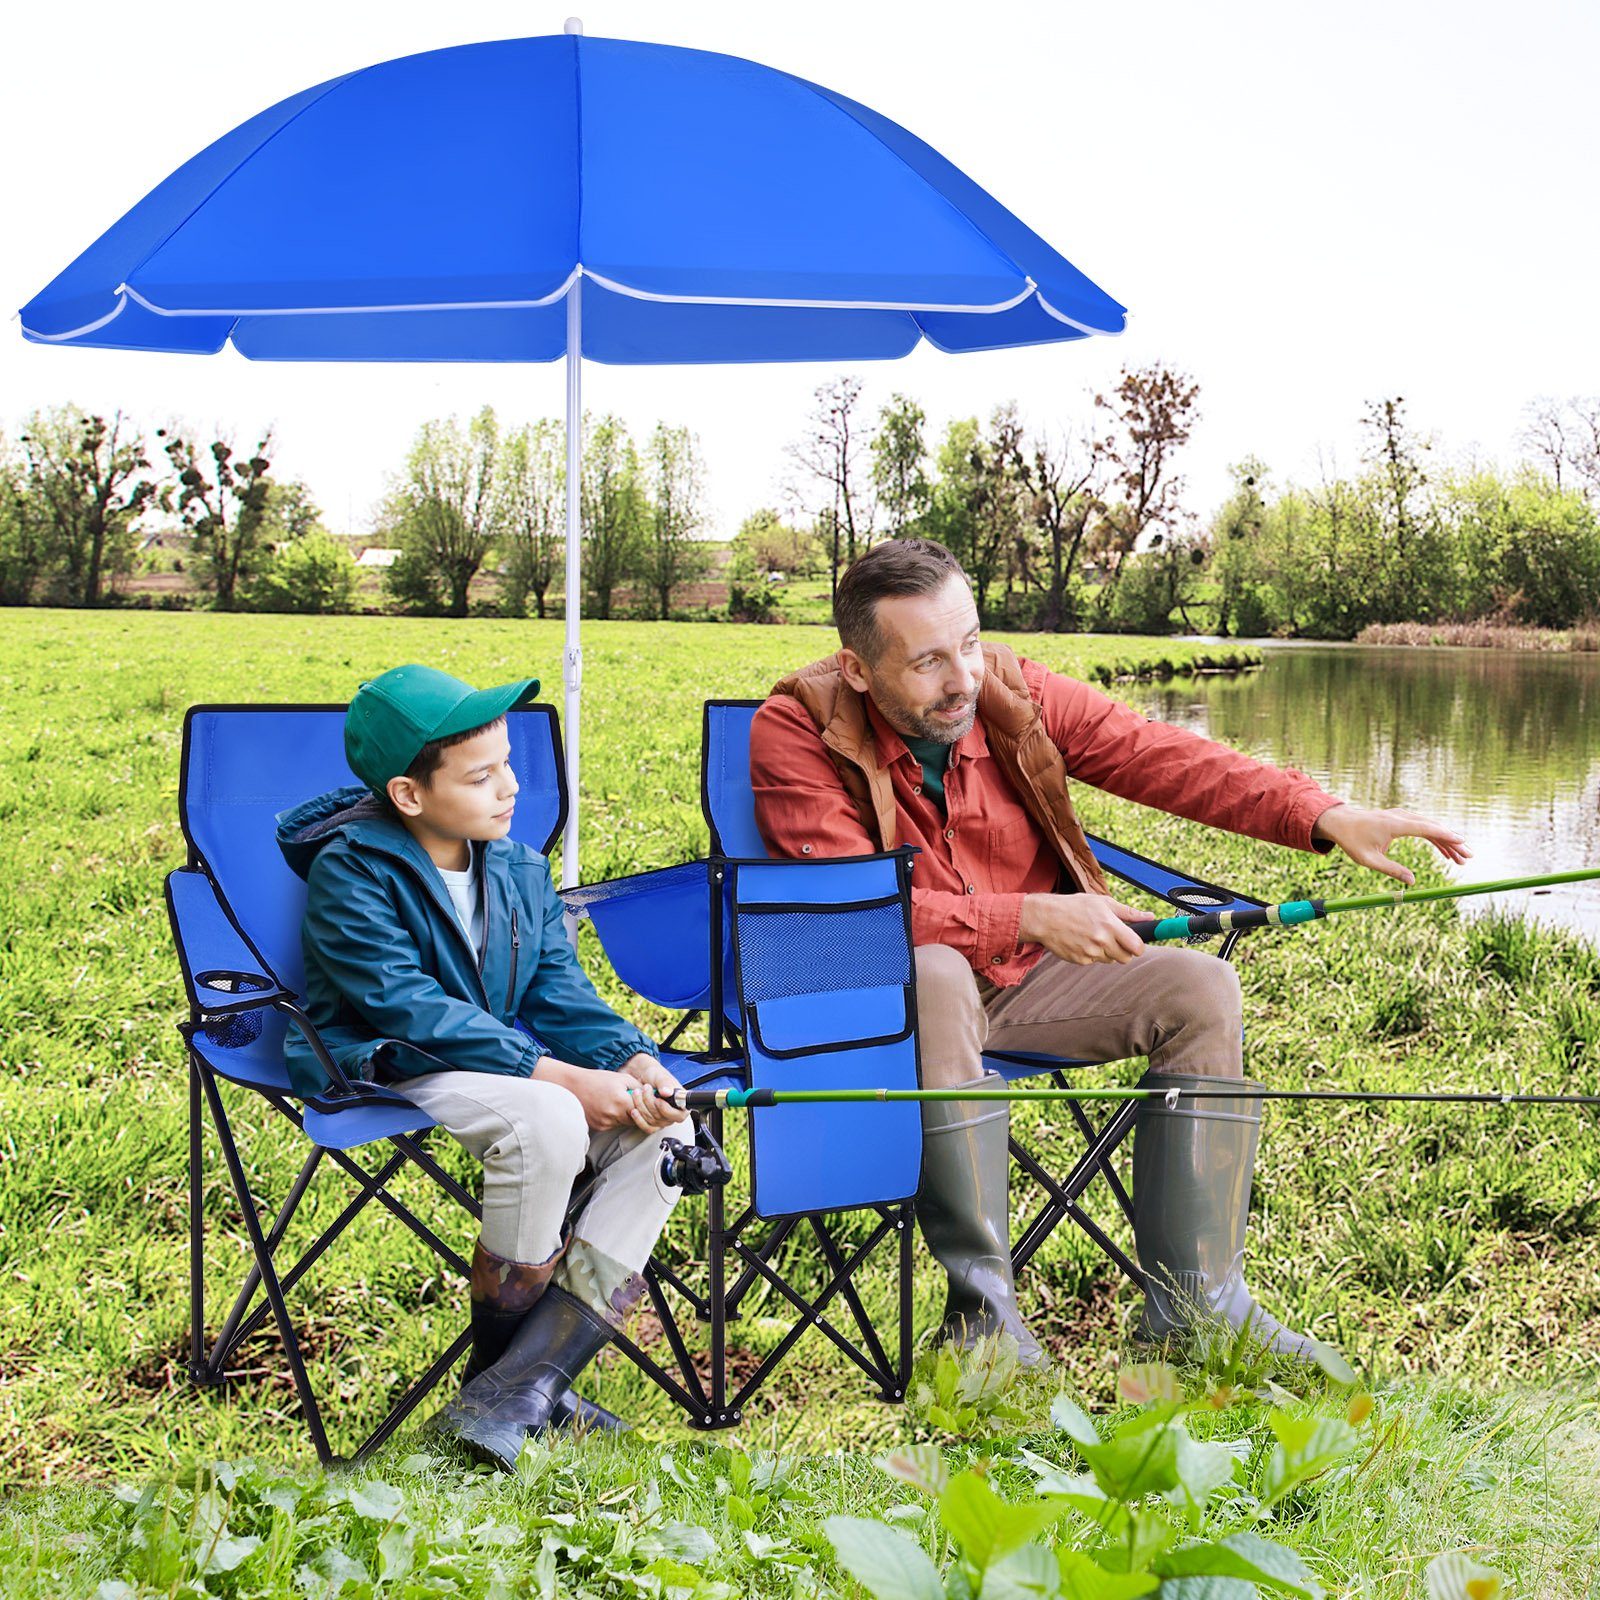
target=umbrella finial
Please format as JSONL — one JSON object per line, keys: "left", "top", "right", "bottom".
{"left": 564, "top": 16, "right": 584, "bottom": 34}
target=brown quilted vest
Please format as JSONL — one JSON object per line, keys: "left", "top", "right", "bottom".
{"left": 769, "top": 642, "right": 1110, "bottom": 896}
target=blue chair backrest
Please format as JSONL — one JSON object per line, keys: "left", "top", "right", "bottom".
{"left": 180, "top": 705, "right": 566, "bottom": 997}
{"left": 702, "top": 701, "right": 765, "bottom": 857}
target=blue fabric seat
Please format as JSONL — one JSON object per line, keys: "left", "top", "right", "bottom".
{"left": 575, "top": 700, "right": 1264, "bottom": 1323}
{"left": 167, "top": 703, "right": 570, "bottom": 1464}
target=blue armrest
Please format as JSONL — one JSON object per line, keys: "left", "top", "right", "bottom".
{"left": 165, "top": 868, "right": 294, "bottom": 1015}
{"left": 1084, "top": 832, "right": 1263, "bottom": 916}
{"left": 561, "top": 860, "right": 724, "bottom": 1012}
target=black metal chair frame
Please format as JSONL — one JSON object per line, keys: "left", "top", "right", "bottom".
{"left": 171, "top": 704, "right": 585, "bottom": 1464}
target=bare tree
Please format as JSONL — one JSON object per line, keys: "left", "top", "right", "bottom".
{"left": 1521, "top": 395, "right": 1600, "bottom": 500}
{"left": 1027, "top": 423, "right": 1102, "bottom": 631}
{"left": 21, "top": 407, "right": 156, "bottom": 605}
{"left": 1574, "top": 399, "right": 1600, "bottom": 498}
{"left": 972, "top": 403, "right": 1030, "bottom": 614}
{"left": 1092, "top": 364, "right": 1201, "bottom": 616}
{"left": 163, "top": 428, "right": 275, "bottom": 611}
{"left": 786, "top": 376, "right": 874, "bottom": 597}
{"left": 1522, "top": 397, "right": 1573, "bottom": 492}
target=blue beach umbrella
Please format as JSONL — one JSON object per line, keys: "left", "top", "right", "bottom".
{"left": 20, "top": 22, "right": 1126, "bottom": 889}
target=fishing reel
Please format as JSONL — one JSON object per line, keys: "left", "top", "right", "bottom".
{"left": 659, "top": 1121, "right": 733, "bottom": 1193}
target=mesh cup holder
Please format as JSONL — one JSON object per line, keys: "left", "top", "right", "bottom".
{"left": 195, "top": 970, "right": 272, "bottom": 1049}
{"left": 1166, "top": 887, "right": 1235, "bottom": 946}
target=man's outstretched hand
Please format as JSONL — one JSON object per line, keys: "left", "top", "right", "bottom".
{"left": 1311, "top": 804, "right": 1471, "bottom": 887}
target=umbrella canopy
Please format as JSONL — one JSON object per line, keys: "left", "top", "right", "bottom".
{"left": 21, "top": 33, "right": 1125, "bottom": 360}
{"left": 20, "top": 27, "right": 1126, "bottom": 894}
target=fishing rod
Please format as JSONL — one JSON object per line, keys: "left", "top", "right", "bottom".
{"left": 1128, "top": 867, "right": 1600, "bottom": 944}
{"left": 671, "top": 1084, "right": 1600, "bottom": 1112}
{"left": 659, "top": 867, "right": 1600, "bottom": 1119}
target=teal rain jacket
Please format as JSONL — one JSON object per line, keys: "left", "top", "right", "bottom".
{"left": 275, "top": 785, "right": 657, "bottom": 1099}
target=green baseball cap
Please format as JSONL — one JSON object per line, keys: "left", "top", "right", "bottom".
{"left": 344, "top": 664, "right": 541, "bottom": 795}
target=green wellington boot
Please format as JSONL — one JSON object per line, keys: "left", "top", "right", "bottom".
{"left": 437, "top": 1283, "right": 621, "bottom": 1470}
{"left": 461, "top": 1240, "right": 627, "bottom": 1437}
{"left": 1131, "top": 1071, "right": 1333, "bottom": 1365}
{"left": 918, "top": 1071, "right": 1046, "bottom": 1368}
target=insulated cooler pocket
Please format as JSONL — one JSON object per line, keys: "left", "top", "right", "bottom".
{"left": 730, "top": 859, "right": 922, "bottom": 1218}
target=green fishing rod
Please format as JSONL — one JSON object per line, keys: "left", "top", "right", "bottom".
{"left": 1127, "top": 866, "right": 1600, "bottom": 944}
{"left": 671, "top": 1084, "right": 1600, "bottom": 1112}
{"left": 660, "top": 866, "right": 1600, "bottom": 1116}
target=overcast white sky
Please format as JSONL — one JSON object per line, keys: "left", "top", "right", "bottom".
{"left": 2, "top": 0, "right": 1596, "bottom": 539}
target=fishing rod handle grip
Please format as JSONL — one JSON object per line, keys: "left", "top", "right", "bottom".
{"left": 676, "top": 1087, "right": 777, "bottom": 1111}
{"left": 1129, "top": 901, "right": 1322, "bottom": 944}
{"left": 1129, "top": 915, "right": 1196, "bottom": 943}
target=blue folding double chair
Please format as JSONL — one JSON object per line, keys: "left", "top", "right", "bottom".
{"left": 167, "top": 700, "right": 924, "bottom": 1458}
{"left": 167, "top": 697, "right": 1264, "bottom": 1461}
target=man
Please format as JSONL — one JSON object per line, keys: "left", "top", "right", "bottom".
{"left": 749, "top": 538, "right": 1468, "bottom": 1364}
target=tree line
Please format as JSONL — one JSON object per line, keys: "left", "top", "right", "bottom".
{"left": 377, "top": 408, "right": 709, "bottom": 620}
{"left": 4, "top": 385, "right": 1597, "bottom": 635}
{"left": 1204, "top": 398, "right": 1600, "bottom": 637}
{"left": 773, "top": 365, "right": 1205, "bottom": 632}
{"left": 766, "top": 376, "right": 1600, "bottom": 637}
{"left": 0, "top": 407, "right": 352, "bottom": 614}
{"left": 0, "top": 404, "right": 711, "bottom": 621}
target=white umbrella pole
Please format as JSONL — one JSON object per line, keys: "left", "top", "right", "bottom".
{"left": 561, "top": 275, "right": 583, "bottom": 943}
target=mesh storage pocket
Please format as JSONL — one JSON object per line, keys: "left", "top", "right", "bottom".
{"left": 736, "top": 897, "right": 909, "bottom": 1004}
{"left": 194, "top": 971, "right": 272, "bottom": 1048}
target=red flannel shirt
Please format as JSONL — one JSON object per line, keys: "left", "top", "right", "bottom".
{"left": 749, "top": 655, "right": 1344, "bottom": 985}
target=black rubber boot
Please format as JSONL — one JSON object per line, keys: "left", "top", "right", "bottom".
{"left": 1131, "top": 1072, "right": 1331, "bottom": 1364}
{"left": 435, "top": 1285, "right": 617, "bottom": 1469}
{"left": 917, "top": 1071, "right": 1046, "bottom": 1368}
{"left": 463, "top": 1237, "right": 562, "bottom": 1378}
{"left": 460, "top": 1238, "right": 626, "bottom": 1432}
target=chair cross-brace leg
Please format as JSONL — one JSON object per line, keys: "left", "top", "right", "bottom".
{"left": 193, "top": 1067, "right": 490, "bottom": 1464}
{"left": 207, "top": 1145, "right": 324, "bottom": 1378}
{"left": 1009, "top": 1098, "right": 1144, "bottom": 1286}
{"left": 207, "top": 1143, "right": 414, "bottom": 1376}
{"left": 608, "top": 1276, "right": 712, "bottom": 1423}
{"left": 198, "top": 1064, "right": 337, "bottom": 1464}
{"left": 723, "top": 1209, "right": 903, "bottom": 1419}
{"left": 808, "top": 1217, "right": 894, "bottom": 1388}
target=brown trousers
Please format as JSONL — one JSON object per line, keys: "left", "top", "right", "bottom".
{"left": 913, "top": 943, "right": 1245, "bottom": 1088}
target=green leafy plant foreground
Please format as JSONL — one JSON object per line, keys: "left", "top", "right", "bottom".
{"left": 832, "top": 1360, "right": 1358, "bottom": 1600}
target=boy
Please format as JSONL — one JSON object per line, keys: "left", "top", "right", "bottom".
{"left": 276, "top": 663, "right": 687, "bottom": 1468}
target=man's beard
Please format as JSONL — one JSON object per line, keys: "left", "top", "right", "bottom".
{"left": 872, "top": 681, "right": 980, "bottom": 745}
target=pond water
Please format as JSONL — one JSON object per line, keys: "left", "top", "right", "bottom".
{"left": 1135, "top": 644, "right": 1600, "bottom": 944}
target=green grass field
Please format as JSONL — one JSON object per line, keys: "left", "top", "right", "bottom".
{"left": 0, "top": 609, "right": 1596, "bottom": 1595}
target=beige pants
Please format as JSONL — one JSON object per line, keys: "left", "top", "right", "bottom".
{"left": 400, "top": 1070, "right": 689, "bottom": 1308}
{"left": 914, "top": 943, "right": 1245, "bottom": 1088}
